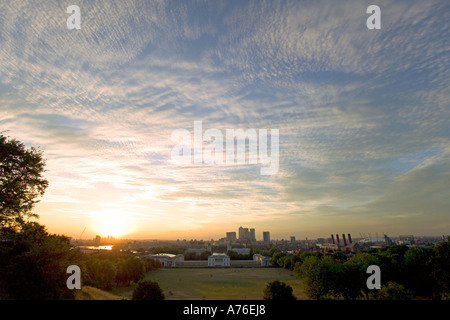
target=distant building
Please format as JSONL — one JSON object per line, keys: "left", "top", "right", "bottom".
{"left": 226, "top": 232, "right": 237, "bottom": 243}
{"left": 238, "top": 227, "right": 256, "bottom": 241}
{"left": 143, "top": 253, "right": 184, "bottom": 267}
{"left": 231, "top": 248, "right": 251, "bottom": 255}
{"left": 384, "top": 234, "right": 393, "bottom": 246}
{"left": 343, "top": 242, "right": 362, "bottom": 254}
{"left": 316, "top": 243, "right": 339, "bottom": 253}
{"left": 239, "top": 226, "right": 252, "bottom": 240}
{"left": 208, "top": 253, "right": 230, "bottom": 267}
{"left": 185, "top": 248, "right": 208, "bottom": 255}
{"left": 399, "top": 235, "right": 415, "bottom": 245}
{"left": 317, "top": 233, "right": 361, "bottom": 254}
{"left": 263, "top": 231, "right": 270, "bottom": 243}
{"left": 290, "top": 236, "right": 296, "bottom": 242}
{"left": 253, "top": 254, "right": 272, "bottom": 267}
{"left": 250, "top": 228, "right": 256, "bottom": 241}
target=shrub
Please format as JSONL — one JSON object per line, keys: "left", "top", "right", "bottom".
{"left": 263, "top": 280, "right": 296, "bottom": 300}
{"left": 132, "top": 280, "right": 165, "bottom": 300}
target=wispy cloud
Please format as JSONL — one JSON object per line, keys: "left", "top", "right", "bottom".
{"left": 1, "top": 0, "right": 448, "bottom": 239}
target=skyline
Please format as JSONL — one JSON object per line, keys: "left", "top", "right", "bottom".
{"left": 85, "top": 228, "right": 444, "bottom": 243}
{"left": 1, "top": 1, "right": 449, "bottom": 241}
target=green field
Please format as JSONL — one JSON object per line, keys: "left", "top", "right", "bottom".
{"left": 114, "top": 268, "right": 306, "bottom": 300}
{"left": 76, "top": 286, "right": 124, "bottom": 300}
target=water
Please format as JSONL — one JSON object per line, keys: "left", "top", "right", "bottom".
{"left": 82, "top": 245, "right": 113, "bottom": 250}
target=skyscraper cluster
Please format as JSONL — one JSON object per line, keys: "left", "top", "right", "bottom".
{"left": 238, "top": 226, "right": 256, "bottom": 241}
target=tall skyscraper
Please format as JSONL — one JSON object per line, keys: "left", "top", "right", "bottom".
{"left": 263, "top": 231, "right": 270, "bottom": 243}
{"left": 239, "top": 226, "right": 249, "bottom": 240}
{"left": 250, "top": 228, "right": 256, "bottom": 241}
{"left": 226, "top": 232, "right": 237, "bottom": 243}
{"left": 239, "top": 226, "right": 256, "bottom": 241}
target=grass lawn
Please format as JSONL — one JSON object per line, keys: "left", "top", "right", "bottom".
{"left": 76, "top": 286, "right": 124, "bottom": 300}
{"left": 114, "top": 267, "right": 306, "bottom": 300}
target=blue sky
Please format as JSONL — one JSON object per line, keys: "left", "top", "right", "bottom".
{"left": 0, "top": 0, "right": 449, "bottom": 240}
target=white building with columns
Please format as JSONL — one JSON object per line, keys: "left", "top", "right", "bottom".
{"left": 208, "top": 253, "right": 230, "bottom": 267}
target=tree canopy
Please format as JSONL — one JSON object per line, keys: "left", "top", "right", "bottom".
{"left": 263, "top": 280, "right": 296, "bottom": 300}
{"left": 132, "top": 280, "right": 165, "bottom": 300}
{"left": 0, "top": 222, "right": 82, "bottom": 299}
{"left": 295, "top": 244, "right": 450, "bottom": 300}
{"left": 0, "top": 134, "right": 48, "bottom": 229}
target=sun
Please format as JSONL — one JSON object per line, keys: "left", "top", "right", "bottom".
{"left": 98, "top": 216, "right": 128, "bottom": 238}
{"left": 90, "top": 209, "right": 137, "bottom": 239}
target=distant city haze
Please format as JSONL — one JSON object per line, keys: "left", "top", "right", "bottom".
{"left": 1, "top": 1, "right": 448, "bottom": 240}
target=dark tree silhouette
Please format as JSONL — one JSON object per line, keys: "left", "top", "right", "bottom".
{"left": 0, "top": 134, "right": 48, "bottom": 229}
{"left": 433, "top": 241, "right": 450, "bottom": 296}
{"left": 116, "top": 256, "right": 146, "bottom": 286}
{"left": 263, "top": 280, "right": 296, "bottom": 300}
{"left": 0, "top": 135, "right": 81, "bottom": 300}
{"left": 132, "top": 280, "right": 165, "bottom": 300}
{"left": 0, "top": 222, "right": 81, "bottom": 299}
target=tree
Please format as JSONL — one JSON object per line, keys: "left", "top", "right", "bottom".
{"left": 296, "top": 255, "right": 337, "bottom": 300}
{"left": 0, "top": 134, "right": 48, "bottom": 229}
{"left": 375, "top": 245, "right": 409, "bottom": 285}
{"left": 0, "top": 135, "right": 86, "bottom": 300}
{"left": 271, "top": 251, "right": 287, "bottom": 266}
{"left": 369, "top": 282, "right": 412, "bottom": 300}
{"left": 404, "top": 246, "right": 437, "bottom": 297}
{"left": 143, "top": 258, "right": 162, "bottom": 272}
{"left": 116, "top": 256, "right": 146, "bottom": 286}
{"left": 132, "top": 280, "right": 165, "bottom": 300}
{"left": 433, "top": 241, "right": 450, "bottom": 296}
{"left": 332, "top": 251, "right": 348, "bottom": 262}
{"left": 263, "top": 280, "right": 296, "bottom": 300}
{"left": 200, "top": 250, "right": 212, "bottom": 260}
{"left": 85, "top": 258, "right": 117, "bottom": 291}
{"left": 289, "top": 254, "right": 302, "bottom": 270}
{"left": 0, "top": 222, "right": 82, "bottom": 299}
{"left": 127, "top": 257, "right": 146, "bottom": 284}
{"left": 278, "top": 255, "right": 292, "bottom": 269}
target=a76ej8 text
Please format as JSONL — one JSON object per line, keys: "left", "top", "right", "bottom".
{"left": 183, "top": 304, "right": 265, "bottom": 317}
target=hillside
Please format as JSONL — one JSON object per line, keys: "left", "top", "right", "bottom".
{"left": 75, "top": 286, "right": 125, "bottom": 300}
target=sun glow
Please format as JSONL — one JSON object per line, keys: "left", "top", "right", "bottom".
{"left": 99, "top": 219, "right": 127, "bottom": 238}
{"left": 91, "top": 211, "right": 134, "bottom": 238}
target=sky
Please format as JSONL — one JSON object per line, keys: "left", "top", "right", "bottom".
{"left": 0, "top": 0, "right": 449, "bottom": 241}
